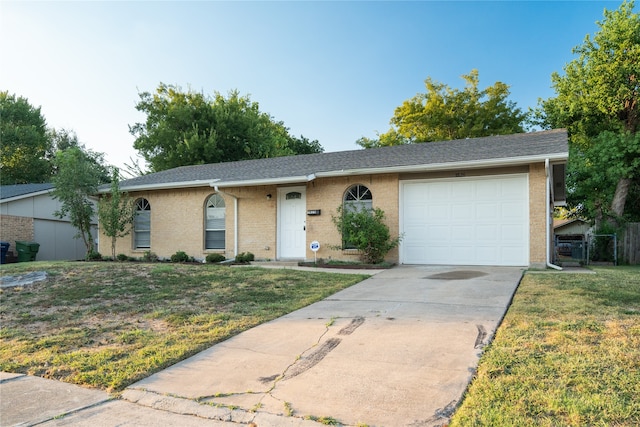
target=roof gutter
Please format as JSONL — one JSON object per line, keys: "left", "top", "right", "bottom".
{"left": 545, "top": 158, "right": 563, "bottom": 271}
{"left": 99, "top": 179, "right": 218, "bottom": 194}
{"left": 107, "top": 152, "right": 567, "bottom": 193}
{"left": 314, "top": 153, "right": 569, "bottom": 179}
{"left": 212, "top": 174, "right": 317, "bottom": 189}
{"left": 0, "top": 189, "right": 55, "bottom": 204}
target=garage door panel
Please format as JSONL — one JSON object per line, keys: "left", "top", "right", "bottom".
{"left": 476, "top": 203, "right": 499, "bottom": 221}
{"left": 451, "top": 182, "right": 474, "bottom": 198}
{"left": 401, "top": 175, "right": 529, "bottom": 266}
{"left": 451, "top": 203, "right": 474, "bottom": 220}
{"left": 476, "top": 180, "right": 500, "bottom": 198}
{"left": 451, "top": 225, "right": 474, "bottom": 241}
{"left": 429, "top": 225, "right": 450, "bottom": 241}
{"left": 501, "top": 179, "right": 525, "bottom": 196}
{"left": 476, "top": 246, "right": 499, "bottom": 263}
{"left": 501, "top": 224, "right": 527, "bottom": 241}
{"left": 476, "top": 224, "right": 497, "bottom": 240}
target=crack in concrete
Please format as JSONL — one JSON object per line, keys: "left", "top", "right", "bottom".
{"left": 248, "top": 316, "right": 366, "bottom": 423}
{"left": 155, "top": 317, "right": 366, "bottom": 425}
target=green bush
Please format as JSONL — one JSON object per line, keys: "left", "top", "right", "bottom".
{"left": 170, "top": 251, "right": 190, "bottom": 263}
{"left": 206, "top": 253, "right": 226, "bottom": 263}
{"left": 332, "top": 205, "right": 402, "bottom": 264}
{"left": 116, "top": 253, "right": 129, "bottom": 262}
{"left": 235, "top": 252, "right": 255, "bottom": 263}
{"left": 86, "top": 250, "right": 102, "bottom": 261}
{"left": 141, "top": 250, "right": 159, "bottom": 262}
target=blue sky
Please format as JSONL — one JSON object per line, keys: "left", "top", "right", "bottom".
{"left": 1, "top": 1, "right": 628, "bottom": 170}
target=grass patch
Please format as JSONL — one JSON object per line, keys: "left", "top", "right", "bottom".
{"left": 450, "top": 266, "right": 640, "bottom": 427}
{"left": 0, "top": 262, "right": 367, "bottom": 393}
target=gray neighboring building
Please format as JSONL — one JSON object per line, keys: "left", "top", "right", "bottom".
{"left": 0, "top": 183, "right": 97, "bottom": 261}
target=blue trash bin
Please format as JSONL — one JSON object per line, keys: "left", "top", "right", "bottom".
{"left": 0, "top": 241, "right": 10, "bottom": 264}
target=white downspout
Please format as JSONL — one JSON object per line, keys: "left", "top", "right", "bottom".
{"left": 214, "top": 185, "right": 238, "bottom": 258}
{"left": 545, "top": 159, "right": 563, "bottom": 270}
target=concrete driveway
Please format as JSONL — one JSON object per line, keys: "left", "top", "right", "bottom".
{"left": 123, "top": 265, "right": 523, "bottom": 427}
{"left": 3, "top": 265, "right": 523, "bottom": 427}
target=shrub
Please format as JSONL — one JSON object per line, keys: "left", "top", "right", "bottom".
{"left": 86, "top": 250, "right": 102, "bottom": 261}
{"left": 142, "top": 250, "right": 159, "bottom": 262}
{"left": 206, "top": 253, "right": 226, "bottom": 263}
{"left": 116, "top": 253, "right": 129, "bottom": 262}
{"left": 170, "top": 251, "right": 190, "bottom": 263}
{"left": 235, "top": 252, "right": 255, "bottom": 263}
{"left": 332, "top": 205, "right": 402, "bottom": 264}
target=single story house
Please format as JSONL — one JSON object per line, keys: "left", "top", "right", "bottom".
{"left": 0, "top": 183, "right": 98, "bottom": 261}
{"left": 97, "top": 129, "right": 568, "bottom": 268}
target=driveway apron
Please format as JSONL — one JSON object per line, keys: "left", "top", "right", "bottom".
{"left": 124, "top": 265, "right": 523, "bottom": 427}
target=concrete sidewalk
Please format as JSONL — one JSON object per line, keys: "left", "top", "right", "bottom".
{"left": 1, "top": 265, "right": 523, "bottom": 427}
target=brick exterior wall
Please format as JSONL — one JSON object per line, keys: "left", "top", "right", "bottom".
{"left": 0, "top": 215, "right": 34, "bottom": 247}
{"left": 528, "top": 163, "right": 548, "bottom": 267}
{"left": 99, "top": 164, "right": 550, "bottom": 266}
{"left": 304, "top": 174, "right": 400, "bottom": 263}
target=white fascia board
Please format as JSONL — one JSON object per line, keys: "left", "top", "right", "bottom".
{"left": 0, "top": 189, "right": 54, "bottom": 204}
{"left": 101, "top": 179, "right": 218, "bottom": 194}
{"left": 212, "top": 174, "right": 316, "bottom": 188}
{"left": 315, "top": 153, "right": 569, "bottom": 178}
{"left": 99, "top": 153, "right": 568, "bottom": 192}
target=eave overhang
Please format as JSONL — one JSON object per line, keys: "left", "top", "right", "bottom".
{"left": 107, "top": 152, "right": 568, "bottom": 193}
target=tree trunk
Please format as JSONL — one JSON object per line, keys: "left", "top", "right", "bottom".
{"left": 609, "top": 177, "right": 632, "bottom": 225}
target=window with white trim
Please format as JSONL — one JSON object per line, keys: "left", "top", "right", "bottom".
{"left": 344, "top": 184, "right": 372, "bottom": 212}
{"left": 134, "top": 198, "right": 151, "bottom": 249}
{"left": 342, "top": 184, "right": 373, "bottom": 249}
{"left": 205, "top": 194, "right": 225, "bottom": 250}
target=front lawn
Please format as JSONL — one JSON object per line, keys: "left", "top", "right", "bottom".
{"left": 0, "top": 262, "right": 367, "bottom": 393}
{"left": 451, "top": 266, "right": 640, "bottom": 427}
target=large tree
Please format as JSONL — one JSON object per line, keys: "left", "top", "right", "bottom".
{"left": 540, "top": 0, "right": 640, "bottom": 225}
{"left": 52, "top": 146, "right": 110, "bottom": 257}
{"left": 357, "top": 70, "right": 527, "bottom": 148}
{"left": 0, "top": 91, "right": 54, "bottom": 184}
{"left": 130, "top": 84, "right": 323, "bottom": 172}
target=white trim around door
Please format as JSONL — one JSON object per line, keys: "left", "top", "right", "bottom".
{"left": 277, "top": 186, "right": 307, "bottom": 259}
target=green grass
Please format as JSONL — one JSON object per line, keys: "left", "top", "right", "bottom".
{"left": 0, "top": 261, "right": 367, "bottom": 393}
{"left": 450, "top": 266, "right": 640, "bottom": 427}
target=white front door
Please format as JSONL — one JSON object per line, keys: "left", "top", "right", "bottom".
{"left": 278, "top": 187, "right": 306, "bottom": 259}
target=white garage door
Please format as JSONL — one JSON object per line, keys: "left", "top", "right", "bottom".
{"left": 400, "top": 174, "right": 529, "bottom": 266}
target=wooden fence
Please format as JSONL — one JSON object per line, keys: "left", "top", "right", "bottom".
{"left": 620, "top": 222, "right": 640, "bottom": 265}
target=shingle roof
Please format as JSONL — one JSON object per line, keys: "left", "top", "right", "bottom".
{"left": 0, "top": 183, "right": 55, "bottom": 201}
{"left": 115, "top": 129, "right": 568, "bottom": 191}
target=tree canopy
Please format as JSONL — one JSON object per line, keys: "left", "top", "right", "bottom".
{"left": 539, "top": 0, "right": 640, "bottom": 225}
{"left": 0, "top": 91, "right": 53, "bottom": 184}
{"left": 357, "top": 70, "right": 527, "bottom": 148}
{"left": 130, "top": 84, "right": 323, "bottom": 172}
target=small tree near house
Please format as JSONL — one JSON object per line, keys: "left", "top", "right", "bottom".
{"left": 52, "top": 146, "right": 110, "bottom": 258}
{"left": 98, "top": 169, "right": 136, "bottom": 259}
{"left": 332, "top": 205, "right": 402, "bottom": 264}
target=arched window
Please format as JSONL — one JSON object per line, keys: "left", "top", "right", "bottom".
{"left": 205, "top": 194, "right": 225, "bottom": 250}
{"left": 134, "top": 198, "right": 151, "bottom": 249}
{"left": 344, "top": 184, "right": 372, "bottom": 212}
{"left": 342, "top": 185, "right": 373, "bottom": 249}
